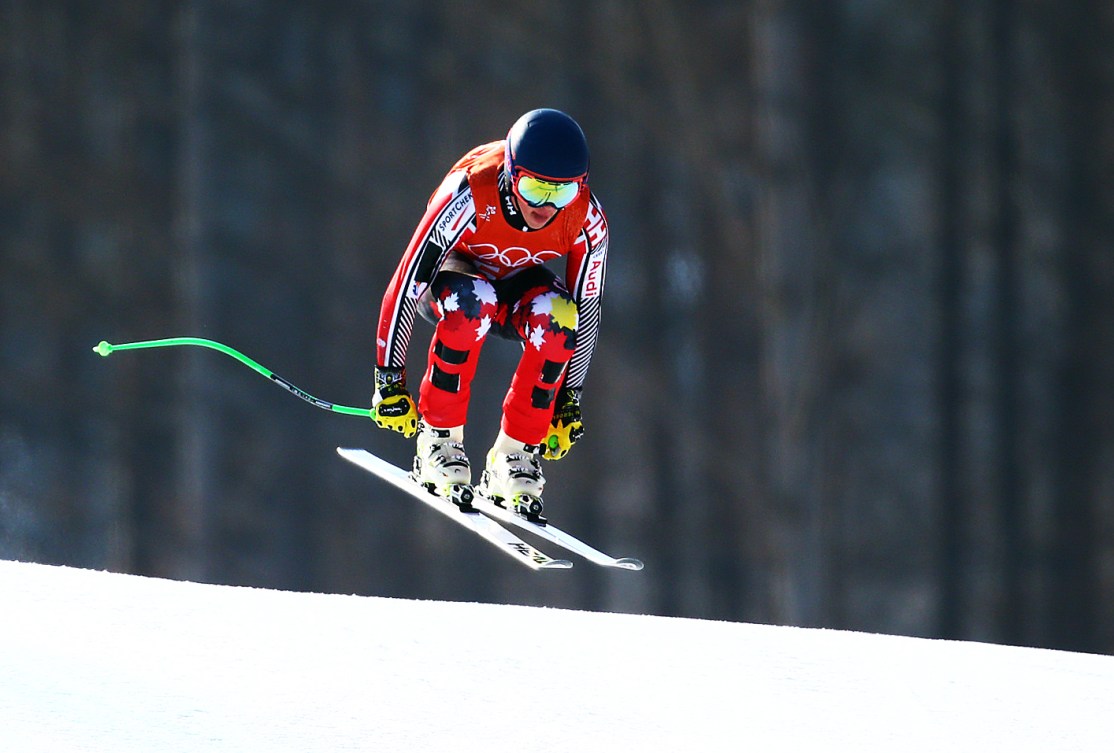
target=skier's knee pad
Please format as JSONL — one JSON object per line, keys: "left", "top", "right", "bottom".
{"left": 428, "top": 272, "right": 499, "bottom": 339}
{"left": 533, "top": 321, "right": 578, "bottom": 362}
{"left": 523, "top": 290, "right": 578, "bottom": 357}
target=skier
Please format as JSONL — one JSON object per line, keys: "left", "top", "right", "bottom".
{"left": 370, "top": 108, "right": 608, "bottom": 519}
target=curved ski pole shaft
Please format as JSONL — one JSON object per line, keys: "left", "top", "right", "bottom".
{"left": 93, "top": 337, "right": 372, "bottom": 418}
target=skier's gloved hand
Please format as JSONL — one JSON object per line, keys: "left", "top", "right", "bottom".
{"left": 543, "top": 387, "right": 584, "bottom": 461}
{"left": 372, "top": 366, "right": 419, "bottom": 438}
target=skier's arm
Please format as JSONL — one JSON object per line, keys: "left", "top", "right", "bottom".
{"left": 375, "top": 174, "right": 476, "bottom": 370}
{"left": 563, "top": 194, "right": 608, "bottom": 391}
{"left": 544, "top": 195, "right": 607, "bottom": 460}
{"left": 373, "top": 174, "right": 476, "bottom": 436}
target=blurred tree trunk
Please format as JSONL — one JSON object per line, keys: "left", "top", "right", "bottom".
{"left": 935, "top": 0, "right": 967, "bottom": 641}
{"left": 1048, "top": 0, "right": 1110, "bottom": 654}
{"left": 646, "top": 0, "right": 719, "bottom": 619}
{"left": 172, "top": 0, "right": 216, "bottom": 583}
{"left": 990, "top": 0, "right": 1026, "bottom": 649}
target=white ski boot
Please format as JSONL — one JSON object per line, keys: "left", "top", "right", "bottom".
{"left": 479, "top": 430, "right": 546, "bottom": 522}
{"left": 413, "top": 421, "right": 474, "bottom": 509}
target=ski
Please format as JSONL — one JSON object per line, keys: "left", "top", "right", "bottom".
{"left": 469, "top": 492, "right": 644, "bottom": 571}
{"left": 336, "top": 448, "right": 572, "bottom": 571}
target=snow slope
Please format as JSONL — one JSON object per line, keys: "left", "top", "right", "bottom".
{"left": 2, "top": 560, "right": 1112, "bottom": 752}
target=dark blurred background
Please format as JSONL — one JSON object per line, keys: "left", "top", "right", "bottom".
{"left": 2, "top": 1, "right": 1112, "bottom": 654}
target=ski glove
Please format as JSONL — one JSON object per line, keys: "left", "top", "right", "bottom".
{"left": 543, "top": 387, "right": 584, "bottom": 461}
{"left": 372, "top": 366, "right": 419, "bottom": 438}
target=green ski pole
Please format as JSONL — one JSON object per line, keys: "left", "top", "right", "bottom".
{"left": 94, "top": 337, "right": 373, "bottom": 418}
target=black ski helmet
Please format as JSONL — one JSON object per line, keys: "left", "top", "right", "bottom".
{"left": 504, "top": 108, "right": 590, "bottom": 183}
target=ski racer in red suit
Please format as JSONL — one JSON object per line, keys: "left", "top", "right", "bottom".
{"left": 370, "top": 109, "right": 608, "bottom": 519}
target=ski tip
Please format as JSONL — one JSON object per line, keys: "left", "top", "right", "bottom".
{"left": 614, "top": 558, "right": 644, "bottom": 571}
{"left": 542, "top": 559, "right": 575, "bottom": 569}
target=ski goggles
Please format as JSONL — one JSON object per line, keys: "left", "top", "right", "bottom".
{"left": 513, "top": 172, "right": 583, "bottom": 209}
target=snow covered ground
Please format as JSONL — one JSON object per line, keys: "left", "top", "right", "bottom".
{"left": 2, "top": 560, "right": 1112, "bottom": 752}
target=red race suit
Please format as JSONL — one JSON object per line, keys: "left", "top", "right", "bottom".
{"left": 376, "top": 141, "right": 608, "bottom": 444}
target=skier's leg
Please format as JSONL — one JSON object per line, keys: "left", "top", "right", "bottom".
{"left": 416, "top": 270, "right": 499, "bottom": 428}
{"left": 480, "top": 269, "right": 577, "bottom": 517}
{"left": 499, "top": 274, "right": 578, "bottom": 444}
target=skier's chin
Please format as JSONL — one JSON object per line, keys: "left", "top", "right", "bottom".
{"left": 523, "top": 206, "right": 558, "bottom": 229}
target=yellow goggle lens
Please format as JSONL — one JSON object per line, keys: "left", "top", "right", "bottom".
{"left": 515, "top": 174, "right": 581, "bottom": 209}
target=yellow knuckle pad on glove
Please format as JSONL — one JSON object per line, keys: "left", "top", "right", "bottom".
{"left": 543, "top": 418, "right": 583, "bottom": 461}
{"left": 373, "top": 394, "right": 419, "bottom": 438}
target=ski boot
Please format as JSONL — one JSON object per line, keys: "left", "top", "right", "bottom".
{"left": 479, "top": 430, "right": 546, "bottom": 523}
{"left": 413, "top": 421, "right": 474, "bottom": 510}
